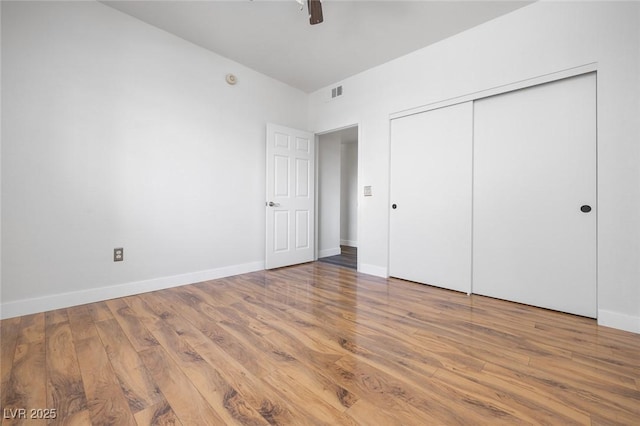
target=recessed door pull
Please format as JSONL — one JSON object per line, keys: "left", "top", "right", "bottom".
{"left": 580, "top": 205, "right": 592, "bottom": 213}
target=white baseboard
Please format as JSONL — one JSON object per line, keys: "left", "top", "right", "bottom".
{"left": 340, "top": 239, "right": 358, "bottom": 247}
{"left": 8, "top": 261, "right": 636, "bottom": 336}
{"left": 318, "top": 247, "right": 341, "bottom": 258}
{"left": 598, "top": 309, "right": 640, "bottom": 334}
{"left": 359, "top": 263, "right": 388, "bottom": 278}
{"left": 0, "top": 261, "right": 265, "bottom": 320}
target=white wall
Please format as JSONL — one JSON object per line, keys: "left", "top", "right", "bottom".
{"left": 308, "top": 2, "right": 640, "bottom": 333}
{"left": 0, "top": 2, "right": 3, "bottom": 314}
{"left": 340, "top": 141, "right": 358, "bottom": 247}
{"left": 1, "top": 1, "right": 308, "bottom": 317}
{"left": 317, "top": 133, "right": 341, "bottom": 257}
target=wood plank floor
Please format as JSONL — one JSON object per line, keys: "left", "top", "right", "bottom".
{"left": 1, "top": 262, "right": 639, "bottom": 425}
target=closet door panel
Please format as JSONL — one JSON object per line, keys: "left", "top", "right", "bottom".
{"left": 473, "top": 73, "right": 597, "bottom": 317}
{"left": 389, "top": 102, "right": 472, "bottom": 293}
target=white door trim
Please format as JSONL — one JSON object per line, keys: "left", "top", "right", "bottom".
{"left": 390, "top": 62, "right": 597, "bottom": 121}
{"left": 313, "top": 123, "right": 361, "bottom": 271}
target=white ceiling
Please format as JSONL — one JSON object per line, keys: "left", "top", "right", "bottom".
{"left": 103, "top": 0, "right": 532, "bottom": 93}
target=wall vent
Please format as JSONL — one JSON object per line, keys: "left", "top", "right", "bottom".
{"left": 331, "top": 85, "right": 343, "bottom": 99}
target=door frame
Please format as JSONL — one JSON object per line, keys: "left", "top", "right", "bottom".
{"left": 390, "top": 63, "right": 597, "bottom": 120}
{"left": 314, "top": 123, "right": 361, "bottom": 271}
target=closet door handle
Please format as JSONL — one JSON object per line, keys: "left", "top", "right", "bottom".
{"left": 580, "top": 205, "right": 592, "bottom": 213}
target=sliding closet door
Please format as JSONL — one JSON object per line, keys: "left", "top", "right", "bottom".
{"left": 390, "top": 102, "right": 472, "bottom": 293}
{"left": 473, "top": 73, "right": 596, "bottom": 317}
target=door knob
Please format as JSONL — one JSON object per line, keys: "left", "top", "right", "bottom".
{"left": 392, "top": 204, "right": 397, "bottom": 209}
{"left": 580, "top": 205, "right": 592, "bottom": 213}
{"left": 267, "top": 201, "right": 280, "bottom": 207}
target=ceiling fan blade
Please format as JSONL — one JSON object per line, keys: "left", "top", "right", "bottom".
{"left": 307, "top": 0, "right": 323, "bottom": 25}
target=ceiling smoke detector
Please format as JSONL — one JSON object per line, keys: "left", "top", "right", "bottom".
{"left": 225, "top": 74, "right": 237, "bottom": 85}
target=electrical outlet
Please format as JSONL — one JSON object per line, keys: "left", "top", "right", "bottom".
{"left": 114, "top": 247, "right": 124, "bottom": 262}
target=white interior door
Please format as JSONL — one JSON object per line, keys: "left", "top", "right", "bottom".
{"left": 265, "top": 124, "right": 315, "bottom": 269}
{"left": 473, "top": 73, "right": 597, "bottom": 317}
{"left": 389, "top": 102, "right": 473, "bottom": 293}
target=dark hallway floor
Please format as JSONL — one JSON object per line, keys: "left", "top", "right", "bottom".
{"left": 317, "top": 245, "right": 357, "bottom": 269}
